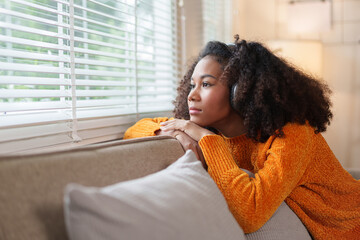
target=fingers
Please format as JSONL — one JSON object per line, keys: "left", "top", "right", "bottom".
{"left": 168, "top": 130, "right": 207, "bottom": 170}
{"left": 159, "top": 119, "right": 184, "bottom": 132}
{"left": 160, "top": 119, "right": 214, "bottom": 141}
{"left": 156, "top": 129, "right": 174, "bottom": 136}
{"left": 160, "top": 119, "right": 194, "bottom": 139}
{"left": 173, "top": 131, "right": 196, "bottom": 150}
{"left": 161, "top": 129, "right": 184, "bottom": 140}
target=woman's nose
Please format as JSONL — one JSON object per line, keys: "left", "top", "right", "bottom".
{"left": 188, "top": 87, "right": 200, "bottom": 101}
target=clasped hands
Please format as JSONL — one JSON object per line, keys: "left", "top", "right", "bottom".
{"left": 156, "top": 119, "right": 214, "bottom": 170}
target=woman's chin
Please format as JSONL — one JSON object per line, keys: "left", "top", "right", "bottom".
{"left": 189, "top": 116, "right": 208, "bottom": 127}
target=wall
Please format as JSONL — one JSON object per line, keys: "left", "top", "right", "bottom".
{"left": 183, "top": 0, "right": 204, "bottom": 63}
{"left": 181, "top": 0, "right": 233, "bottom": 63}
{"left": 232, "top": 0, "right": 360, "bottom": 168}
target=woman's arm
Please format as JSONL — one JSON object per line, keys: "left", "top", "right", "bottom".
{"left": 198, "top": 125, "right": 313, "bottom": 233}
{"left": 124, "top": 118, "right": 206, "bottom": 167}
{"left": 123, "top": 117, "right": 172, "bottom": 139}
{"left": 160, "top": 120, "right": 313, "bottom": 233}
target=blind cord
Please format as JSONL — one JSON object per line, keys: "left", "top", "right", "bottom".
{"left": 69, "top": 0, "right": 82, "bottom": 142}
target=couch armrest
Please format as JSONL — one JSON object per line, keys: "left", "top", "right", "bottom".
{"left": 347, "top": 168, "right": 360, "bottom": 180}
{"left": 0, "top": 136, "right": 185, "bottom": 240}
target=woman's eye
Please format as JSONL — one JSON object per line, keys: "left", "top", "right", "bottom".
{"left": 190, "top": 84, "right": 195, "bottom": 89}
{"left": 202, "top": 82, "right": 210, "bottom": 87}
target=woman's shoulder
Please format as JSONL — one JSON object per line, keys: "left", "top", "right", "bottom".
{"left": 269, "top": 122, "right": 317, "bottom": 148}
{"left": 281, "top": 122, "right": 316, "bottom": 138}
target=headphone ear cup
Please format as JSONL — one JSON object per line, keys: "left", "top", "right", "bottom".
{"left": 230, "top": 83, "right": 238, "bottom": 110}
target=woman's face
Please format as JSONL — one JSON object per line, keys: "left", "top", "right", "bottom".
{"left": 187, "top": 55, "right": 237, "bottom": 129}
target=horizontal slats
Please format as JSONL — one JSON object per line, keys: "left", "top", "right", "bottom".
{"left": 53, "top": 0, "right": 70, "bottom": 6}
{"left": 75, "top": 90, "right": 133, "bottom": 97}
{"left": 74, "top": 15, "right": 132, "bottom": 35}
{"left": 75, "top": 80, "right": 135, "bottom": 87}
{"left": 138, "top": 81, "right": 176, "bottom": 87}
{"left": 0, "top": 111, "right": 71, "bottom": 128}
{"left": 138, "top": 0, "right": 173, "bottom": 22}
{"left": 0, "top": 133, "right": 73, "bottom": 154}
{"left": 138, "top": 110, "right": 173, "bottom": 120}
{"left": 9, "top": 0, "right": 69, "bottom": 16}
{"left": 0, "top": 122, "right": 72, "bottom": 143}
{"left": 73, "top": 36, "right": 135, "bottom": 53}
{"left": 75, "top": 97, "right": 174, "bottom": 108}
{"left": 138, "top": 104, "right": 174, "bottom": 113}
{"left": 135, "top": 32, "right": 175, "bottom": 45}
{"left": 0, "top": 8, "right": 69, "bottom": 28}
{"left": 84, "top": 0, "right": 134, "bottom": 17}
{"left": 73, "top": 47, "right": 135, "bottom": 59}
{"left": 73, "top": 4, "right": 134, "bottom": 26}
{"left": 73, "top": 58, "right": 134, "bottom": 69}
{"left": 74, "top": 25, "right": 132, "bottom": 42}
{"left": 0, "top": 97, "right": 175, "bottom": 112}
{"left": 0, "top": 89, "right": 71, "bottom": 98}
{"left": 74, "top": 69, "right": 134, "bottom": 77}
{"left": 138, "top": 90, "right": 175, "bottom": 96}
{"left": 0, "top": 49, "right": 71, "bottom": 62}
{"left": 0, "top": 90, "right": 175, "bottom": 98}
{"left": 78, "top": 124, "right": 130, "bottom": 140}
{"left": 77, "top": 114, "right": 137, "bottom": 131}
{"left": 0, "top": 101, "right": 70, "bottom": 112}
{"left": 0, "top": 100, "right": 129, "bottom": 112}
{"left": 73, "top": 28, "right": 174, "bottom": 49}
{"left": 0, "top": 22, "right": 69, "bottom": 39}
{"left": 0, "top": 62, "right": 70, "bottom": 73}
{"left": 76, "top": 99, "right": 135, "bottom": 108}
{"left": 0, "top": 35, "right": 70, "bottom": 51}
{"left": 0, "top": 77, "right": 70, "bottom": 85}
{"left": 0, "top": 77, "right": 174, "bottom": 87}
{"left": 76, "top": 107, "right": 137, "bottom": 119}
{"left": 0, "top": 114, "right": 137, "bottom": 143}
{"left": 137, "top": 58, "right": 178, "bottom": 67}
{"left": 137, "top": 74, "right": 177, "bottom": 80}
{"left": 0, "top": 0, "right": 177, "bottom": 154}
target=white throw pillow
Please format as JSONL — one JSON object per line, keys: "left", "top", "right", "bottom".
{"left": 64, "top": 150, "right": 246, "bottom": 240}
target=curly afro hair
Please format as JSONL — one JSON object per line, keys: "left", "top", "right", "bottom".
{"left": 173, "top": 35, "right": 333, "bottom": 142}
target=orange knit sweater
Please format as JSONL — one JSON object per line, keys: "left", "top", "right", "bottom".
{"left": 124, "top": 118, "right": 360, "bottom": 239}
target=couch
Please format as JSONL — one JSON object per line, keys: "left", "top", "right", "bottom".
{"left": 0, "top": 135, "right": 359, "bottom": 240}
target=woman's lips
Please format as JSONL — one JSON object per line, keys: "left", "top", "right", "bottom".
{"left": 189, "top": 107, "right": 202, "bottom": 115}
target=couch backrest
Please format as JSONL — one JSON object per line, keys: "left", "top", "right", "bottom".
{"left": 0, "top": 136, "right": 184, "bottom": 240}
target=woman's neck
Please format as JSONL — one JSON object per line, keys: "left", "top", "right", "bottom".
{"left": 212, "top": 112, "right": 247, "bottom": 138}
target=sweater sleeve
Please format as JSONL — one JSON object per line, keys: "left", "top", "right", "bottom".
{"left": 123, "top": 117, "right": 173, "bottom": 139}
{"left": 198, "top": 124, "right": 313, "bottom": 233}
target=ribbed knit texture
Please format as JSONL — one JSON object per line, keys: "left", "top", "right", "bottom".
{"left": 124, "top": 118, "right": 360, "bottom": 239}
{"left": 124, "top": 117, "right": 173, "bottom": 139}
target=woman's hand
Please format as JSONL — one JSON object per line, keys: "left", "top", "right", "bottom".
{"left": 156, "top": 128, "right": 207, "bottom": 169}
{"left": 159, "top": 119, "right": 214, "bottom": 141}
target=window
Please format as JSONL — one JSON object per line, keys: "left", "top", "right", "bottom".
{"left": 202, "top": 0, "right": 232, "bottom": 44}
{"left": 0, "top": 0, "right": 178, "bottom": 153}
{"left": 180, "top": 0, "right": 232, "bottom": 62}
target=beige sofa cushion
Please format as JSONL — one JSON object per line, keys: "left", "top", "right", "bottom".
{"left": 0, "top": 136, "right": 184, "bottom": 240}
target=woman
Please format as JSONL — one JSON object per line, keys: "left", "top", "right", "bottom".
{"left": 124, "top": 35, "right": 360, "bottom": 239}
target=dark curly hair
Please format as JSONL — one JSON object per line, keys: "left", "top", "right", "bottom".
{"left": 174, "top": 35, "right": 333, "bottom": 142}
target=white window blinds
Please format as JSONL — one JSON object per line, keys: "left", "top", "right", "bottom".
{"left": 202, "top": 0, "right": 232, "bottom": 43}
{"left": 0, "top": 0, "right": 177, "bottom": 154}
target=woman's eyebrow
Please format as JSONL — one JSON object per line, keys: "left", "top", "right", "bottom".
{"left": 200, "top": 74, "right": 217, "bottom": 79}
{"left": 191, "top": 74, "right": 217, "bottom": 81}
